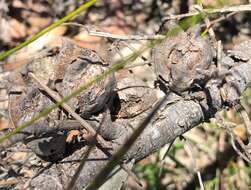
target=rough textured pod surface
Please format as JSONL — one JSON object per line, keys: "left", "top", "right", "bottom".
{"left": 55, "top": 43, "right": 116, "bottom": 118}
{"left": 9, "top": 88, "right": 66, "bottom": 161}
{"left": 114, "top": 71, "right": 158, "bottom": 119}
{"left": 153, "top": 27, "right": 214, "bottom": 93}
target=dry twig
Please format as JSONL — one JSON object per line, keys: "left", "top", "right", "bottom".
{"left": 184, "top": 139, "right": 205, "bottom": 190}
{"left": 163, "top": 4, "right": 251, "bottom": 20}
{"left": 64, "top": 22, "right": 164, "bottom": 40}
{"left": 216, "top": 114, "right": 251, "bottom": 162}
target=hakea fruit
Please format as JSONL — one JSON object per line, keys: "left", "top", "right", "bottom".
{"left": 153, "top": 26, "right": 214, "bottom": 94}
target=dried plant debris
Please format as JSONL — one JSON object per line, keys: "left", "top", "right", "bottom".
{"left": 4, "top": 25, "right": 250, "bottom": 163}
{"left": 1, "top": 12, "right": 251, "bottom": 188}
{"left": 0, "top": 0, "right": 52, "bottom": 47}
{"left": 5, "top": 43, "right": 117, "bottom": 161}
{"left": 55, "top": 43, "right": 116, "bottom": 118}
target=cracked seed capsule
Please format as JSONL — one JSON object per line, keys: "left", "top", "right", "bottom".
{"left": 55, "top": 43, "right": 116, "bottom": 118}
{"left": 153, "top": 26, "right": 214, "bottom": 94}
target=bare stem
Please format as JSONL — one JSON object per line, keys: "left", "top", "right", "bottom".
{"left": 164, "top": 4, "right": 251, "bottom": 20}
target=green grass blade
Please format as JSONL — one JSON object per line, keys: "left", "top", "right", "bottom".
{"left": 0, "top": 0, "right": 97, "bottom": 61}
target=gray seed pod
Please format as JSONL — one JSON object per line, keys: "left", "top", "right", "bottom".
{"left": 56, "top": 44, "right": 116, "bottom": 118}
{"left": 115, "top": 71, "right": 158, "bottom": 119}
{"left": 9, "top": 88, "right": 66, "bottom": 161}
{"left": 153, "top": 26, "right": 214, "bottom": 93}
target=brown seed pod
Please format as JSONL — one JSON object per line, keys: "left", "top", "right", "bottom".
{"left": 55, "top": 44, "right": 116, "bottom": 118}
{"left": 9, "top": 88, "right": 66, "bottom": 161}
{"left": 153, "top": 26, "right": 214, "bottom": 93}
{"left": 5, "top": 47, "right": 67, "bottom": 161}
{"left": 114, "top": 70, "right": 158, "bottom": 119}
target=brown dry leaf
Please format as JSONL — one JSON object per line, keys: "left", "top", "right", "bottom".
{"left": 9, "top": 19, "right": 27, "bottom": 40}
{"left": 0, "top": 117, "right": 9, "bottom": 131}
{"left": 3, "top": 26, "right": 67, "bottom": 71}
{"left": 9, "top": 152, "right": 28, "bottom": 161}
{"left": 26, "top": 16, "right": 51, "bottom": 35}
{"left": 66, "top": 130, "right": 81, "bottom": 142}
{"left": 233, "top": 124, "right": 247, "bottom": 140}
{"left": 7, "top": 0, "right": 52, "bottom": 42}
{"left": 73, "top": 25, "right": 128, "bottom": 50}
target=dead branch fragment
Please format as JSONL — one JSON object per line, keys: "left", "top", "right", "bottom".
{"left": 164, "top": 4, "right": 251, "bottom": 20}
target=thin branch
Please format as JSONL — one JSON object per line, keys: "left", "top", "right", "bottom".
{"left": 86, "top": 96, "right": 172, "bottom": 190}
{"left": 217, "top": 40, "right": 222, "bottom": 68}
{"left": 64, "top": 22, "right": 165, "bottom": 40}
{"left": 197, "top": 171, "right": 205, "bottom": 190}
{"left": 8, "top": 93, "right": 16, "bottom": 129}
{"left": 194, "top": 4, "right": 216, "bottom": 41}
{"left": 216, "top": 114, "right": 251, "bottom": 162}
{"left": 184, "top": 139, "right": 205, "bottom": 190}
{"left": 240, "top": 108, "right": 251, "bottom": 143}
{"left": 119, "top": 41, "right": 148, "bottom": 62}
{"left": 89, "top": 31, "right": 161, "bottom": 40}
{"left": 66, "top": 144, "right": 94, "bottom": 190}
{"left": 230, "top": 133, "right": 251, "bottom": 162}
{"left": 200, "top": 12, "right": 237, "bottom": 28}
{"left": 158, "top": 138, "right": 176, "bottom": 177}
{"left": 229, "top": 103, "right": 251, "bottom": 159}
{"left": 163, "top": 4, "right": 251, "bottom": 20}
{"left": 120, "top": 162, "right": 143, "bottom": 188}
